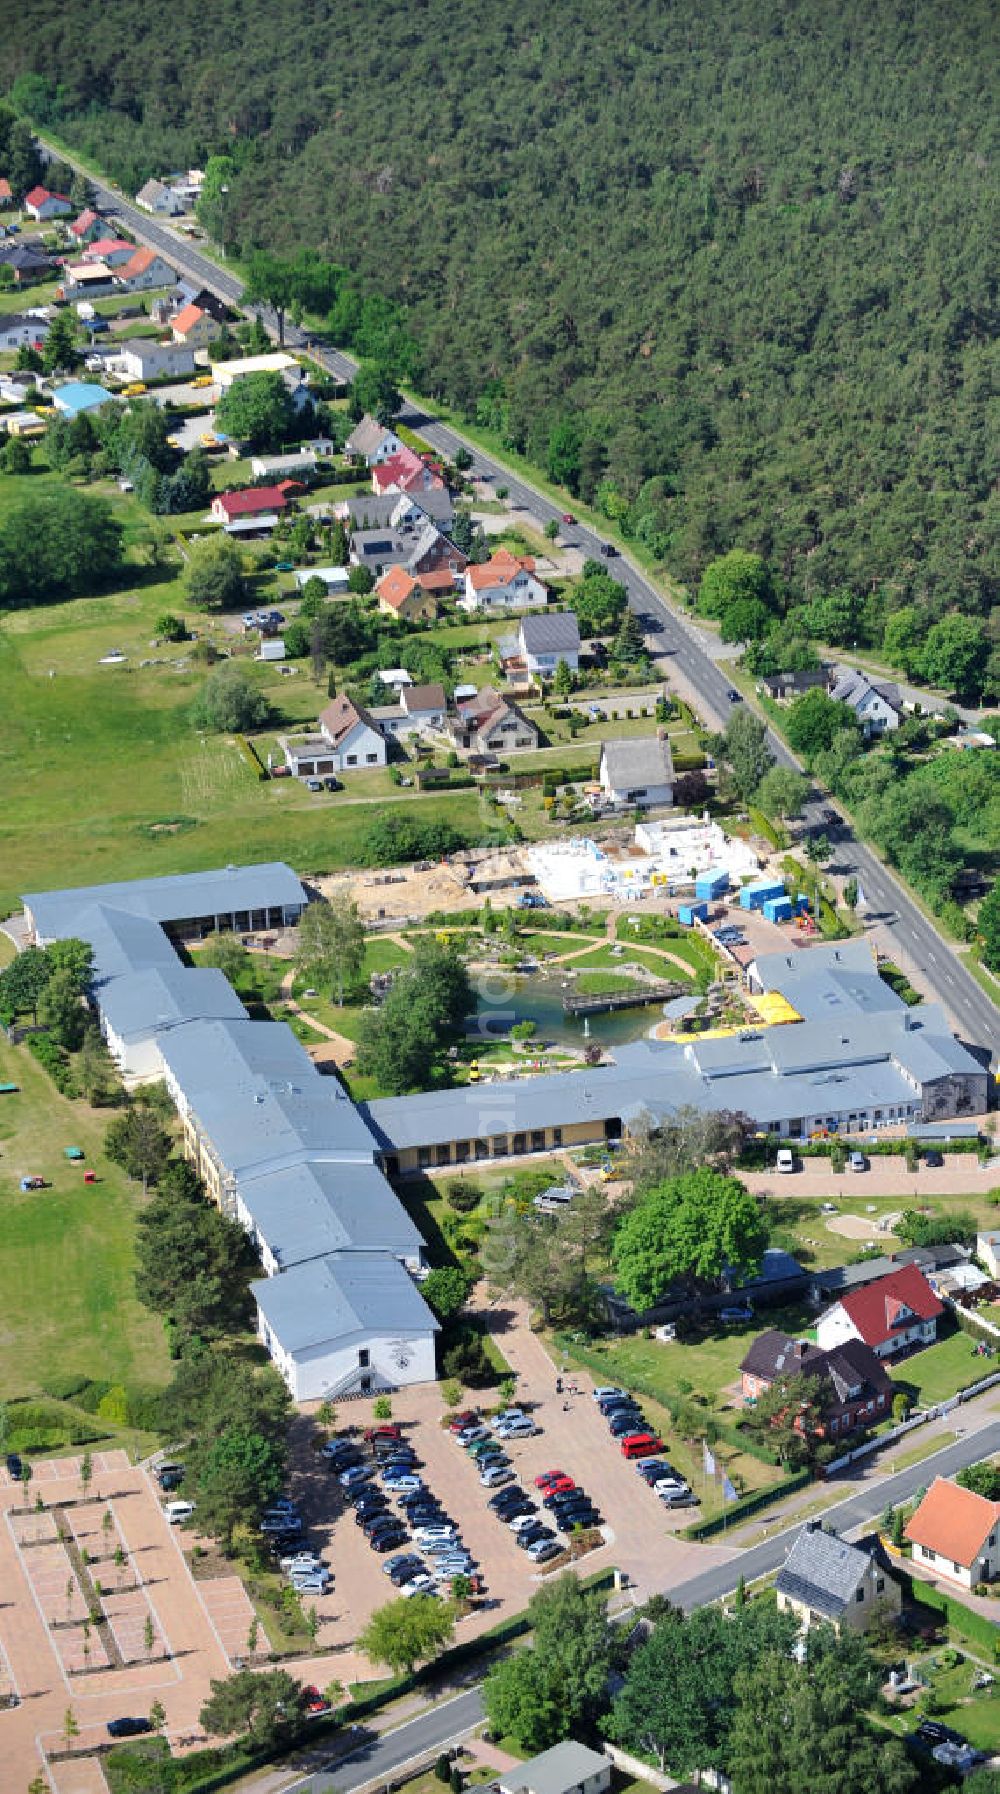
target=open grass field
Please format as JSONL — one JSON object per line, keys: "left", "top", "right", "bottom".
{"left": 0, "top": 564, "right": 523, "bottom": 913}
{"left": 0, "top": 1035, "right": 171, "bottom": 1398}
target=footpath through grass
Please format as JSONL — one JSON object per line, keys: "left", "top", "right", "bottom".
{"left": 0, "top": 1036, "right": 171, "bottom": 1398}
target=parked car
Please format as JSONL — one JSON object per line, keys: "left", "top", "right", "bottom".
{"left": 489, "top": 1487, "right": 527, "bottom": 1512}
{"left": 493, "top": 1409, "right": 526, "bottom": 1428}
{"left": 107, "top": 1717, "right": 153, "bottom": 1738}
{"left": 305, "top": 778, "right": 323, "bottom": 793}
{"left": 164, "top": 1500, "right": 195, "bottom": 1523}
{"left": 5, "top": 1452, "right": 23, "bottom": 1481}
{"left": 526, "top": 1537, "right": 564, "bottom": 1560}
{"left": 775, "top": 1149, "right": 796, "bottom": 1173}
{"left": 260, "top": 1514, "right": 301, "bottom": 1535}
{"left": 365, "top": 1424, "right": 403, "bottom": 1444}
{"left": 516, "top": 1525, "right": 554, "bottom": 1549}
{"left": 600, "top": 542, "right": 619, "bottom": 557}
{"left": 399, "top": 1572, "right": 436, "bottom": 1597}
{"left": 155, "top": 1461, "right": 185, "bottom": 1491}
{"left": 620, "top": 1434, "right": 663, "bottom": 1460}
{"left": 658, "top": 1487, "right": 697, "bottom": 1508}
{"left": 289, "top": 1569, "right": 332, "bottom": 1594}
{"left": 339, "top": 1465, "right": 373, "bottom": 1489}
{"left": 637, "top": 1460, "right": 675, "bottom": 1485}
{"left": 509, "top": 1511, "right": 541, "bottom": 1532}
{"left": 381, "top": 1473, "right": 423, "bottom": 1493}
{"left": 389, "top": 1562, "right": 425, "bottom": 1587}
{"left": 924, "top": 1150, "right": 944, "bottom": 1168}
{"left": 848, "top": 1151, "right": 867, "bottom": 1172}
{"left": 281, "top": 1551, "right": 325, "bottom": 1573}
{"left": 448, "top": 1411, "right": 480, "bottom": 1432}
{"left": 480, "top": 1464, "right": 514, "bottom": 1488}
{"left": 371, "top": 1529, "right": 409, "bottom": 1553}
{"left": 414, "top": 1524, "right": 460, "bottom": 1545}
{"left": 561, "top": 512, "right": 576, "bottom": 524}
{"left": 302, "top": 1685, "right": 332, "bottom": 1717}
{"left": 592, "top": 1387, "right": 629, "bottom": 1403}
{"left": 495, "top": 1417, "right": 538, "bottom": 1439}
{"left": 609, "top": 1411, "right": 647, "bottom": 1438}
{"left": 535, "top": 1469, "right": 570, "bottom": 1490}
{"left": 457, "top": 1425, "right": 490, "bottom": 1446}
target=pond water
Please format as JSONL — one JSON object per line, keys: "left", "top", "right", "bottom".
{"left": 467, "top": 969, "right": 658, "bottom": 1049}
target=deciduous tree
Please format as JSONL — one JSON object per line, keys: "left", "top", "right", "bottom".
{"left": 358, "top": 1595, "right": 455, "bottom": 1674}
{"left": 611, "top": 1168, "right": 768, "bottom": 1310}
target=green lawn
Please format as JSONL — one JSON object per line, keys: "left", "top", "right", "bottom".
{"left": 891, "top": 1327, "right": 995, "bottom": 1409}
{"left": 561, "top": 943, "right": 697, "bottom": 981}
{"left": 881, "top": 1651, "right": 1000, "bottom": 1753}
{"left": 0, "top": 1036, "right": 172, "bottom": 1398}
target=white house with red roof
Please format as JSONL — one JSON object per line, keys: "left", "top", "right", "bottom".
{"left": 68, "top": 208, "right": 101, "bottom": 243}
{"left": 371, "top": 446, "right": 446, "bottom": 497}
{"left": 171, "top": 301, "right": 220, "bottom": 349}
{"left": 115, "top": 247, "right": 177, "bottom": 291}
{"left": 905, "top": 1477, "right": 1000, "bottom": 1589}
{"left": 460, "top": 549, "right": 548, "bottom": 613}
{"left": 815, "top": 1262, "right": 943, "bottom": 1360}
{"left": 23, "top": 185, "right": 72, "bottom": 221}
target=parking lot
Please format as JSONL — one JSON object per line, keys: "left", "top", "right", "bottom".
{"left": 281, "top": 1303, "right": 737, "bottom": 1673}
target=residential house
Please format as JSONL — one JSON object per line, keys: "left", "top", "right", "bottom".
{"left": 1, "top": 409, "right": 47, "bottom": 438}
{"left": 61, "top": 260, "right": 117, "bottom": 300}
{"left": 0, "top": 367, "right": 43, "bottom": 404}
{"left": 372, "top": 446, "right": 447, "bottom": 497}
{"left": 776, "top": 1522, "right": 900, "bottom": 1632}
{"left": 82, "top": 237, "right": 137, "bottom": 269}
{"left": 514, "top": 611, "right": 581, "bottom": 677}
{"left": 211, "top": 487, "right": 291, "bottom": 527}
{"left": 23, "top": 185, "right": 72, "bottom": 221}
{"left": 599, "top": 736, "right": 674, "bottom": 809}
{"left": 109, "top": 340, "right": 197, "bottom": 384}
{"left": 116, "top": 247, "right": 177, "bottom": 292}
{"left": 345, "top": 414, "right": 403, "bottom": 465}
{"left": 376, "top": 566, "right": 440, "bottom": 623}
{"left": 252, "top": 1251, "right": 438, "bottom": 1402}
{"left": 739, "top": 1331, "right": 893, "bottom": 1438}
{"left": 213, "top": 354, "right": 309, "bottom": 410}
{"left": 68, "top": 208, "right": 102, "bottom": 244}
{"left": 293, "top": 566, "right": 351, "bottom": 598}
{"left": 249, "top": 449, "right": 318, "bottom": 483}
{"left": 170, "top": 301, "right": 221, "bottom": 349}
{"left": 350, "top": 528, "right": 409, "bottom": 580}
{"left": 451, "top": 687, "right": 540, "bottom": 757}
{"left": 372, "top": 683, "right": 448, "bottom": 743}
{"left": 977, "top": 1230, "right": 1000, "bottom": 1278}
{"left": 461, "top": 549, "right": 548, "bottom": 613}
{"left": 135, "top": 177, "right": 185, "bottom": 216}
{"left": 498, "top": 1742, "right": 612, "bottom": 1794}
{"left": 0, "top": 312, "right": 50, "bottom": 353}
{"left": 391, "top": 486, "right": 455, "bottom": 532}
{"left": 0, "top": 242, "right": 54, "bottom": 284}
{"left": 905, "top": 1477, "right": 1000, "bottom": 1590}
{"left": 759, "top": 668, "right": 829, "bottom": 702}
{"left": 815, "top": 1262, "right": 943, "bottom": 1360}
{"left": 281, "top": 695, "right": 388, "bottom": 778}
{"left": 829, "top": 667, "right": 902, "bottom": 738}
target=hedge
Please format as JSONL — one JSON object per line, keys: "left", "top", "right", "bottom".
{"left": 235, "top": 735, "right": 268, "bottom": 781}
{"left": 27, "top": 1030, "right": 77, "bottom": 1096}
{"left": 897, "top": 1569, "right": 1000, "bottom": 1660}
{"left": 681, "top": 1468, "right": 813, "bottom": 1539}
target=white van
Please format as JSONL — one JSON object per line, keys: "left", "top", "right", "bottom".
{"left": 164, "top": 1499, "right": 195, "bottom": 1524}
{"left": 775, "top": 1149, "right": 796, "bottom": 1174}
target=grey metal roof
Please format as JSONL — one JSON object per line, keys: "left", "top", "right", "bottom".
{"left": 240, "top": 1161, "right": 424, "bottom": 1268}
{"left": 99, "top": 964, "right": 246, "bottom": 1041}
{"left": 519, "top": 613, "right": 581, "bottom": 655}
{"left": 159, "top": 1019, "right": 379, "bottom": 1172}
{"left": 24, "top": 862, "right": 305, "bottom": 941}
{"left": 500, "top": 1741, "right": 612, "bottom": 1794}
{"left": 600, "top": 736, "right": 674, "bottom": 790}
{"left": 251, "top": 1251, "right": 438, "bottom": 1353}
{"left": 776, "top": 1527, "right": 874, "bottom": 1620}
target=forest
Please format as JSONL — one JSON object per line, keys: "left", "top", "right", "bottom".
{"left": 0, "top": 0, "right": 997, "bottom": 685}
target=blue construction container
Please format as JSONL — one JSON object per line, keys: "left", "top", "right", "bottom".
{"left": 695, "top": 869, "right": 730, "bottom": 901}
{"left": 678, "top": 902, "right": 709, "bottom": 927}
{"left": 739, "top": 878, "right": 786, "bottom": 911}
{"left": 762, "top": 896, "right": 793, "bottom": 923}
{"left": 795, "top": 894, "right": 811, "bottom": 915}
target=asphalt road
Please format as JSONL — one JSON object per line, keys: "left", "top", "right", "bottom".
{"left": 286, "top": 1686, "right": 485, "bottom": 1794}
{"left": 670, "top": 1415, "right": 1000, "bottom": 1612}
{"left": 46, "top": 143, "right": 999, "bottom": 1061}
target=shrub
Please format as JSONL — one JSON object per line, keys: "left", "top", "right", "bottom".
{"left": 446, "top": 1180, "right": 482, "bottom": 1214}
{"left": 41, "top": 1373, "right": 91, "bottom": 1402}
{"left": 97, "top": 1385, "right": 131, "bottom": 1427}
{"left": 27, "top": 1031, "right": 77, "bottom": 1096}
{"left": 235, "top": 735, "right": 268, "bottom": 781}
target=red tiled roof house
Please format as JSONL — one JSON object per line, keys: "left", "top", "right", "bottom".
{"left": 905, "top": 1477, "right": 1000, "bottom": 1590}
{"left": 815, "top": 1263, "right": 943, "bottom": 1360}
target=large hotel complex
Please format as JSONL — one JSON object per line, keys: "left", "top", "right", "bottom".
{"left": 23, "top": 863, "right": 988, "bottom": 1402}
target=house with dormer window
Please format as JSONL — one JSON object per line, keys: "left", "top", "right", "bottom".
{"left": 815, "top": 1262, "right": 943, "bottom": 1360}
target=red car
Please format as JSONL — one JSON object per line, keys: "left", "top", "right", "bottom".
{"left": 535, "top": 1469, "right": 572, "bottom": 1491}
{"left": 364, "top": 1424, "right": 402, "bottom": 1444}
{"left": 301, "top": 1685, "right": 332, "bottom": 1717}
{"left": 561, "top": 512, "right": 575, "bottom": 524}
{"left": 449, "top": 1411, "right": 479, "bottom": 1433}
